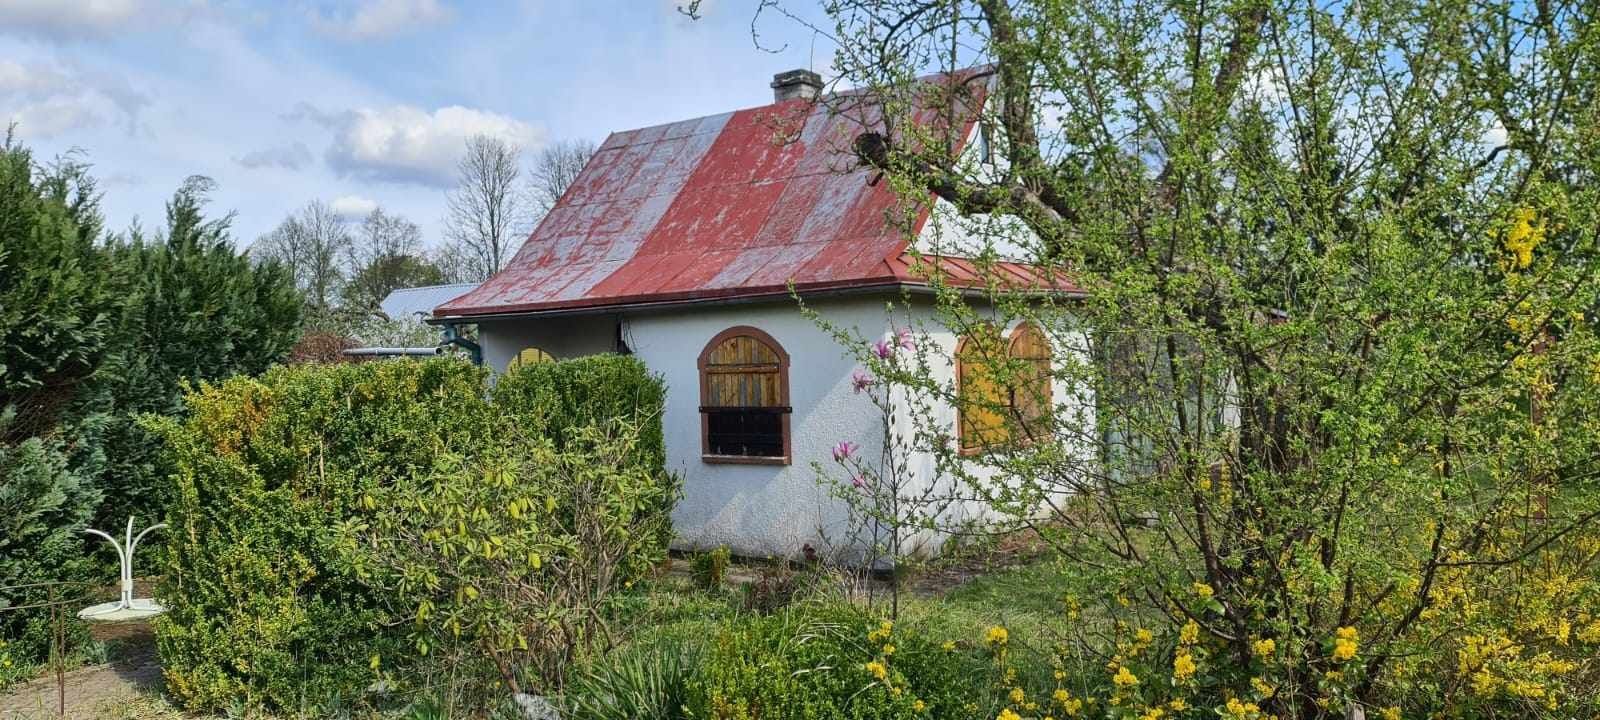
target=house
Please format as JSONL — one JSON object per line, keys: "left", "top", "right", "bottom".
{"left": 433, "top": 70, "right": 1089, "bottom": 560}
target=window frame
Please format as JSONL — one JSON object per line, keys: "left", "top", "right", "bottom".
{"left": 1006, "top": 321, "right": 1053, "bottom": 445}
{"left": 697, "top": 326, "right": 792, "bottom": 465}
{"left": 956, "top": 321, "right": 1053, "bottom": 454}
{"left": 956, "top": 322, "right": 1008, "bottom": 454}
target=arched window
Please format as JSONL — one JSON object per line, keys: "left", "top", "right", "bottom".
{"left": 1007, "top": 322, "right": 1053, "bottom": 442}
{"left": 699, "top": 327, "right": 790, "bottom": 463}
{"left": 957, "top": 323, "right": 1008, "bottom": 452}
{"left": 508, "top": 346, "right": 554, "bottom": 370}
{"left": 958, "top": 322, "right": 1053, "bottom": 452}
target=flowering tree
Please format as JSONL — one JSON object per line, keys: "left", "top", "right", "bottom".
{"left": 808, "top": 318, "right": 964, "bottom": 618}
{"left": 781, "top": 0, "right": 1600, "bottom": 716}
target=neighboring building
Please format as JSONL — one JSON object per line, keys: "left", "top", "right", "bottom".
{"left": 433, "top": 70, "right": 1089, "bottom": 560}
{"left": 380, "top": 282, "right": 479, "bottom": 322}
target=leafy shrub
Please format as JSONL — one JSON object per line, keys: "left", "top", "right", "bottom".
{"left": 0, "top": 430, "right": 103, "bottom": 688}
{"left": 684, "top": 603, "right": 994, "bottom": 720}
{"left": 740, "top": 562, "right": 803, "bottom": 615}
{"left": 352, "top": 418, "right": 680, "bottom": 703}
{"left": 490, "top": 353, "right": 665, "bottom": 470}
{"left": 154, "top": 354, "right": 677, "bottom": 713}
{"left": 692, "top": 546, "right": 731, "bottom": 591}
{"left": 152, "top": 359, "right": 490, "bottom": 710}
{"left": 492, "top": 353, "right": 671, "bottom": 576}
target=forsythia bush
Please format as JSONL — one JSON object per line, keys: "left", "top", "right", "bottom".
{"left": 153, "top": 355, "right": 674, "bottom": 712}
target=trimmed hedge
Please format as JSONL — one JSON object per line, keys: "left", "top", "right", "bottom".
{"left": 153, "top": 355, "right": 672, "bottom": 712}
{"left": 491, "top": 353, "right": 666, "bottom": 470}
{"left": 153, "top": 360, "right": 490, "bottom": 709}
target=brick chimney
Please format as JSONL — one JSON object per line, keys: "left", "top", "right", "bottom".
{"left": 770, "top": 69, "right": 822, "bottom": 102}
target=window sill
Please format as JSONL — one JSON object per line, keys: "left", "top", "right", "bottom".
{"left": 702, "top": 454, "right": 790, "bottom": 466}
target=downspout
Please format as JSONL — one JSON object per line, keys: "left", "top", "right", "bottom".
{"left": 441, "top": 323, "right": 483, "bottom": 365}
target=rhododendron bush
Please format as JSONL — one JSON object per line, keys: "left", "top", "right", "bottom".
{"left": 795, "top": 0, "right": 1600, "bottom": 716}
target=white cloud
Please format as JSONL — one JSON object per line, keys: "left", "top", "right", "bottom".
{"left": 330, "top": 194, "right": 379, "bottom": 218}
{"left": 0, "top": 0, "right": 141, "bottom": 37}
{"left": 311, "top": 0, "right": 452, "bottom": 41}
{"left": 325, "top": 104, "right": 544, "bottom": 187}
{"left": 0, "top": 58, "right": 148, "bottom": 139}
{"left": 0, "top": 0, "right": 204, "bottom": 40}
{"left": 236, "top": 141, "right": 315, "bottom": 170}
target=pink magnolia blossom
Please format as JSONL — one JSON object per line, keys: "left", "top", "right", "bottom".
{"left": 851, "top": 370, "right": 875, "bottom": 393}
{"left": 872, "top": 339, "right": 894, "bottom": 359}
{"left": 832, "top": 440, "right": 859, "bottom": 462}
{"left": 896, "top": 327, "right": 915, "bottom": 351}
{"left": 851, "top": 474, "right": 867, "bottom": 490}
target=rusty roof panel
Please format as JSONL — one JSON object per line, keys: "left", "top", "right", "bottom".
{"left": 436, "top": 72, "right": 1078, "bottom": 319}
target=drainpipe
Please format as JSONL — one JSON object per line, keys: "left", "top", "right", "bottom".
{"left": 441, "top": 323, "right": 483, "bottom": 365}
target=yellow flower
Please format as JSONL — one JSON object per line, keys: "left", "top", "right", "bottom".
{"left": 1140, "top": 708, "right": 1166, "bottom": 720}
{"left": 1113, "top": 666, "right": 1140, "bottom": 687}
{"left": 1135, "top": 628, "right": 1154, "bottom": 644}
{"left": 1053, "top": 689, "right": 1072, "bottom": 706}
{"left": 1169, "top": 698, "right": 1189, "bottom": 712}
{"left": 941, "top": 641, "right": 957, "bottom": 652}
{"left": 1224, "top": 697, "right": 1261, "bottom": 719}
{"left": 913, "top": 699, "right": 926, "bottom": 712}
{"left": 1332, "top": 627, "right": 1359, "bottom": 662}
{"left": 1173, "top": 651, "right": 1197, "bottom": 681}
{"left": 986, "top": 626, "right": 1010, "bottom": 647}
{"left": 1010, "top": 687, "right": 1026, "bottom": 704}
{"left": 1251, "top": 676, "right": 1276, "bottom": 697}
{"left": 998, "top": 710, "right": 1022, "bottom": 720}
{"left": 1252, "top": 638, "right": 1276, "bottom": 657}
{"left": 1379, "top": 707, "right": 1401, "bottom": 720}
{"left": 1503, "top": 206, "right": 1546, "bottom": 269}
{"left": 1193, "top": 582, "right": 1215, "bottom": 600}
{"left": 1179, "top": 620, "right": 1200, "bottom": 645}
{"left": 865, "top": 661, "right": 888, "bottom": 681}
{"left": 882, "top": 644, "right": 896, "bottom": 656}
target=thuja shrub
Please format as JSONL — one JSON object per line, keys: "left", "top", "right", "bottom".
{"left": 151, "top": 359, "right": 491, "bottom": 710}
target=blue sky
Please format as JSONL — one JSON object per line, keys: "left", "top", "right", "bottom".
{"left": 0, "top": 0, "right": 835, "bottom": 247}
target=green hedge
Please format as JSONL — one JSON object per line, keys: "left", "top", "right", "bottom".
{"left": 491, "top": 353, "right": 666, "bottom": 469}
{"left": 492, "top": 354, "right": 673, "bottom": 570}
{"left": 153, "top": 360, "right": 490, "bottom": 709}
{"left": 153, "top": 355, "right": 672, "bottom": 712}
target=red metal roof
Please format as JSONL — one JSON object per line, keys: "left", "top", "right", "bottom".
{"left": 435, "top": 76, "right": 1078, "bottom": 319}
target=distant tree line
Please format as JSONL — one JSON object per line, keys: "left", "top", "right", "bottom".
{"left": 252, "top": 136, "right": 597, "bottom": 323}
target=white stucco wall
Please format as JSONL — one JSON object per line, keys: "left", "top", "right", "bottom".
{"left": 625, "top": 297, "right": 890, "bottom": 559}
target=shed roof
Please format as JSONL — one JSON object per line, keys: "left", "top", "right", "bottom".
{"left": 435, "top": 74, "right": 1076, "bottom": 319}
{"left": 380, "top": 282, "right": 478, "bottom": 320}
